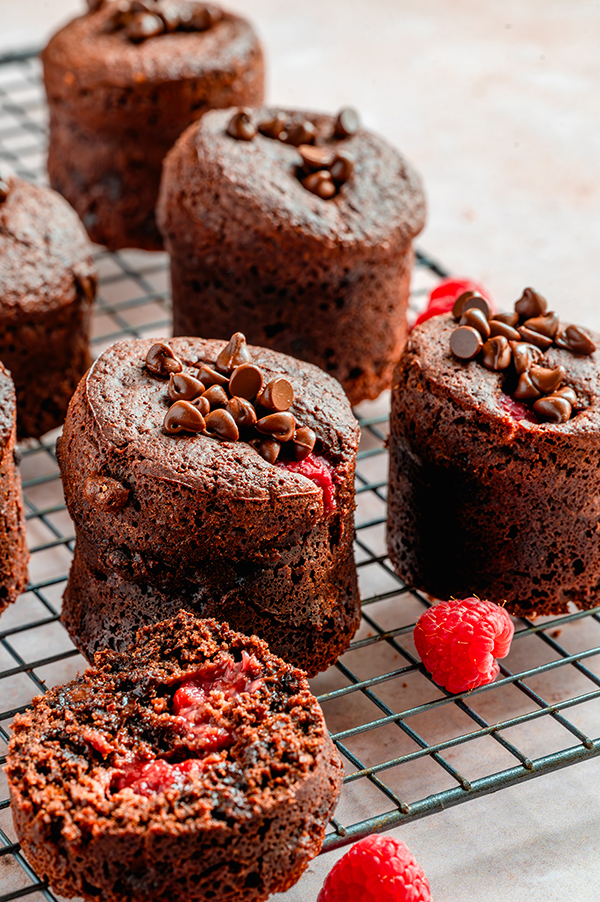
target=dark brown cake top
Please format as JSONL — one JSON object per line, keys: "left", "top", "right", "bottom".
{"left": 190, "top": 106, "right": 426, "bottom": 246}
{"left": 7, "top": 613, "right": 333, "bottom": 825}
{"left": 0, "top": 175, "right": 95, "bottom": 319}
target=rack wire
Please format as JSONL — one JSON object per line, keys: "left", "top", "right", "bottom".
{"left": 1, "top": 50, "right": 600, "bottom": 901}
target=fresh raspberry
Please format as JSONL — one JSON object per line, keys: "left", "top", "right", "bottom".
{"left": 414, "top": 597, "right": 514, "bottom": 694}
{"left": 498, "top": 392, "right": 538, "bottom": 423}
{"left": 318, "top": 834, "right": 432, "bottom": 902}
{"left": 412, "top": 277, "right": 494, "bottom": 330}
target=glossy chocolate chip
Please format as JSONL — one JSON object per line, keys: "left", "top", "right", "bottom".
{"left": 229, "top": 363, "right": 264, "bottom": 399}
{"left": 330, "top": 151, "right": 355, "bottom": 185}
{"left": 146, "top": 342, "right": 183, "bottom": 377}
{"left": 555, "top": 324, "right": 596, "bottom": 355}
{"left": 285, "top": 121, "right": 317, "bottom": 146}
{"left": 226, "top": 397, "right": 257, "bottom": 428}
{"left": 459, "top": 307, "right": 490, "bottom": 339}
{"left": 0, "top": 179, "right": 9, "bottom": 203}
{"left": 513, "top": 372, "right": 542, "bottom": 402}
{"left": 126, "top": 11, "right": 165, "bottom": 40}
{"left": 452, "top": 291, "right": 475, "bottom": 319}
{"left": 181, "top": 2, "right": 222, "bottom": 30}
{"left": 216, "top": 332, "right": 252, "bottom": 373}
{"left": 509, "top": 341, "right": 543, "bottom": 374}
{"left": 83, "top": 475, "right": 129, "bottom": 511}
{"left": 515, "top": 287, "right": 547, "bottom": 320}
{"left": 164, "top": 401, "right": 205, "bottom": 434}
{"left": 523, "top": 311, "right": 559, "bottom": 339}
{"left": 298, "top": 144, "right": 335, "bottom": 171}
{"left": 197, "top": 364, "right": 229, "bottom": 388}
{"left": 550, "top": 385, "right": 577, "bottom": 405}
{"left": 517, "top": 325, "right": 553, "bottom": 351}
{"left": 257, "top": 377, "right": 295, "bottom": 411}
{"left": 201, "top": 384, "right": 228, "bottom": 409}
{"left": 462, "top": 294, "right": 492, "bottom": 321}
{"left": 529, "top": 364, "right": 565, "bottom": 394}
{"left": 204, "top": 409, "right": 239, "bottom": 441}
{"left": 290, "top": 426, "right": 316, "bottom": 461}
{"left": 251, "top": 437, "right": 281, "bottom": 463}
{"left": 493, "top": 311, "right": 519, "bottom": 327}
{"left": 488, "top": 319, "right": 520, "bottom": 341}
{"left": 256, "top": 411, "right": 296, "bottom": 442}
{"left": 481, "top": 336, "right": 512, "bottom": 371}
{"left": 334, "top": 107, "right": 360, "bottom": 138}
{"left": 449, "top": 326, "right": 483, "bottom": 360}
{"left": 168, "top": 372, "right": 204, "bottom": 402}
{"left": 302, "top": 170, "right": 336, "bottom": 199}
{"left": 191, "top": 395, "right": 211, "bottom": 417}
{"left": 258, "top": 114, "right": 287, "bottom": 139}
{"left": 226, "top": 109, "right": 257, "bottom": 142}
{"left": 533, "top": 396, "right": 572, "bottom": 423}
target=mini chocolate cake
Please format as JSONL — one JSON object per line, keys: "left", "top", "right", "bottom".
{"left": 0, "top": 361, "right": 28, "bottom": 611}
{"left": 0, "top": 174, "right": 96, "bottom": 439}
{"left": 387, "top": 287, "right": 600, "bottom": 616}
{"left": 157, "top": 105, "right": 426, "bottom": 404}
{"left": 42, "top": 1, "right": 264, "bottom": 251}
{"left": 58, "top": 333, "right": 360, "bottom": 674}
{"left": 7, "top": 613, "right": 343, "bottom": 902}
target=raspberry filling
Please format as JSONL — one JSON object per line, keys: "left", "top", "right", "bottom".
{"left": 499, "top": 392, "right": 538, "bottom": 423}
{"left": 111, "top": 653, "right": 262, "bottom": 797}
{"left": 277, "top": 453, "right": 336, "bottom": 514}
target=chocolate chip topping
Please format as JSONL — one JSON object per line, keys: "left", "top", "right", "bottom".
{"left": 510, "top": 341, "right": 543, "bottom": 374}
{"left": 298, "top": 145, "right": 335, "bottom": 172}
{"left": 258, "top": 115, "right": 287, "bottom": 140}
{"left": 488, "top": 320, "right": 520, "bottom": 341}
{"left": 481, "top": 336, "right": 512, "bottom": 371}
{"left": 529, "top": 364, "right": 565, "bottom": 394}
{"left": 452, "top": 291, "right": 476, "bottom": 319}
{"left": 533, "top": 396, "right": 572, "bottom": 423}
{"left": 551, "top": 385, "right": 577, "bottom": 405}
{"left": 290, "top": 426, "right": 316, "bottom": 461}
{"left": 334, "top": 107, "right": 360, "bottom": 139}
{"left": 284, "top": 121, "right": 317, "bottom": 147}
{"left": 257, "top": 377, "right": 294, "bottom": 412}
{"left": 330, "top": 151, "right": 355, "bottom": 185}
{"left": 229, "top": 363, "right": 264, "bottom": 400}
{"left": 215, "top": 332, "right": 252, "bottom": 373}
{"left": 204, "top": 408, "right": 239, "bottom": 441}
{"left": 108, "top": 0, "right": 222, "bottom": 41}
{"left": 302, "top": 171, "right": 337, "bottom": 200}
{"left": 517, "top": 325, "right": 553, "bottom": 351}
{"left": 201, "top": 384, "right": 228, "bottom": 408}
{"left": 461, "top": 294, "right": 492, "bottom": 321}
{"left": 226, "top": 397, "right": 257, "bottom": 428}
{"left": 126, "top": 11, "right": 164, "bottom": 40}
{"left": 513, "top": 371, "right": 541, "bottom": 401}
{"left": 256, "top": 412, "right": 296, "bottom": 442}
{"left": 515, "top": 287, "right": 547, "bottom": 319}
{"left": 523, "top": 311, "right": 559, "bottom": 339}
{"left": 191, "top": 395, "right": 210, "bottom": 417}
{"left": 146, "top": 342, "right": 183, "bottom": 377}
{"left": 83, "top": 476, "right": 129, "bottom": 511}
{"left": 449, "top": 326, "right": 483, "bottom": 360}
{"left": 168, "top": 372, "right": 204, "bottom": 402}
{"left": 250, "top": 437, "right": 280, "bottom": 464}
{"left": 0, "top": 179, "right": 9, "bottom": 203}
{"left": 164, "top": 400, "right": 206, "bottom": 434}
{"left": 493, "top": 312, "right": 519, "bottom": 327}
{"left": 555, "top": 325, "right": 597, "bottom": 356}
{"left": 459, "top": 307, "right": 490, "bottom": 339}
{"left": 196, "top": 365, "right": 230, "bottom": 388}
{"left": 226, "top": 110, "right": 257, "bottom": 142}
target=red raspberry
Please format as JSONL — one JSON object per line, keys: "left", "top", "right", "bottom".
{"left": 317, "top": 834, "right": 432, "bottom": 902}
{"left": 412, "top": 277, "right": 494, "bottom": 330}
{"left": 414, "top": 597, "right": 514, "bottom": 694}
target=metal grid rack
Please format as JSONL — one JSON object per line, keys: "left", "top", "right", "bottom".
{"left": 1, "top": 50, "right": 600, "bottom": 901}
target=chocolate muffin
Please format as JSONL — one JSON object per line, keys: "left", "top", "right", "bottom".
{"left": 0, "top": 361, "right": 28, "bottom": 612}
{"left": 0, "top": 174, "right": 96, "bottom": 439}
{"left": 387, "top": 287, "right": 600, "bottom": 616}
{"left": 42, "top": 1, "right": 264, "bottom": 251}
{"left": 7, "top": 612, "right": 343, "bottom": 902}
{"left": 57, "top": 333, "right": 360, "bottom": 674}
{"left": 157, "top": 105, "right": 426, "bottom": 404}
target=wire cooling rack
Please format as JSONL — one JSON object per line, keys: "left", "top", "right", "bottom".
{"left": 2, "top": 50, "right": 600, "bottom": 901}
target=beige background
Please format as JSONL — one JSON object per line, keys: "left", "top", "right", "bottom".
{"left": 2, "top": 2, "right": 600, "bottom": 901}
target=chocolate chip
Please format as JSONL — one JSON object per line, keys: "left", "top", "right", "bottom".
{"left": 83, "top": 475, "right": 129, "bottom": 511}
{"left": 481, "top": 336, "right": 512, "bottom": 371}
{"left": 493, "top": 311, "right": 519, "bottom": 327}
{"left": 175, "top": 2, "right": 222, "bottom": 31}
{"left": 452, "top": 291, "right": 475, "bottom": 319}
{"left": 226, "top": 397, "right": 257, "bottom": 428}
{"left": 191, "top": 395, "right": 211, "bottom": 417}
{"left": 226, "top": 110, "right": 257, "bottom": 142}
{"left": 168, "top": 372, "right": 204, "bottom": 402}
{"left": 251, "top": 437, "right": 281, "bottom": 463}
{"left": 256, "top": 411, "right": 296, "bottom": 442}
{"left": 216, "top": 332, "right": 252, "bottom": 373}
{"left": 513, "top": 372, "right": 542, "bottom": 401}
{"left": 522, "top": 311, "right": 559, "bottom": 340}
{"left": 0, "top": 179, "right": 9, "bottom": 203}
{"left": 449, "top": 325, "right": 483, "bottom": 360}
{"left": 284, "top": 121, "right": 317, "bottom": 147}
{"left": 509, "top": 341, "right": 543, "bottom": 374}
{"left": 459, "top": 307, "right": 490, "bottom": 339}
{"left": 515, "top": 287, "right": 547, "bottom": 320}
{"left": 204, "top": 409, "right": 239, "bottom": 441}
{"left": 258, "top": 114, "right": 287, "bottom": 139}
{"left": 517, "top": 325, "right": 553, "bottom": 350}
{"left": 555, "top": 324, "right": 596, "bottom": 356}
{"left": 549, "top": 385, "right": 578, "bottom": 406}
{"left": 164, "top": 400, "right": 206, "bottom": 434}
{"left": 146, "top": 342, "right": 183, "bottom": 377}
{"left": 228, "top": 363, "right": 263, "bottom": 400}
{"left": 290, "top": 426, "right": 316, "bottom": 461}
{"left": 329, "top": 150, "right": 355, "bottom": 185}
{"left": 529, "top": 364, "right": 565, "bottom": 394}
{"left": 197, "top": 364, "right": 230, "bottom": 388}
{"left": 201, "top": 384, "right": 228, "bottom": 409}
{"left": 298, "top": 145, "right": 335, "bottom": 171}
{"left": 461, "top": 294, "right": 492, "bottom": 321}
{"left": 302, "top": 170, "right": 336, "bottom": 199}
{"left": 488, "top": 320, "right": 520, "bottom": 341}
{"left": 533, "top": 396, "right": 572, "bottom": 423}
{"left": 257, "top": 377, "right": 295, "bottom": 411}
{"left": 126, "top": 11, "right": 165, "bottom": 41}
{"left": 334, "top": 107, "right": 360, "bottom": 138}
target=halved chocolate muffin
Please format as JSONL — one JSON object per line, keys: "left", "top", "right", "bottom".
{"left": 0, "top": 174, "right": 96, "bottom": 439}
{"left": 42, "top": 1, "right": 264, "bottom": 250}
{"left": 57, "top": 333, "right": 360, "bottom": 674}
{"left": 0, "top": 360, "right": 28, "bottom": 612}
{"left": 7, "top": 613, "right": 343, "bottom": 902}
{"left": 157, "top": 105, "right": 426, "bottom": 404}
{"left": 387, "top": 288, "right": 600, "bottom": 616}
